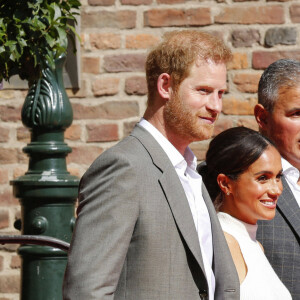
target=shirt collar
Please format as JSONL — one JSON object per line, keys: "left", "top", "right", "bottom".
{"left": 281, "top": 157, "right": 300, "bottom": 181}
{"left": 139, "top": 118, "right": 197, "bottom": 170}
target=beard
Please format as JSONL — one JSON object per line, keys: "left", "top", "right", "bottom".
{"left": 163, "top": 91, "right": 216, "bottom": 142}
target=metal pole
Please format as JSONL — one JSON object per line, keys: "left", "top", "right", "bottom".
{"left": 11, "top": 54, "right": 79, "bottom": 300}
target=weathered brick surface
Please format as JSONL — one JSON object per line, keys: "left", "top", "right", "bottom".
{"left": 252, "top": 50, "right": 300, "bottom": 69}
{"left": 82, "top": 11, "right": 136, "bottom": 29}
{"left": 87, "top": 124, "right": 119, "bottom": 142}
{"left": 265, "top": 27, "right": 297, "bottom": 47}
{"left": 65, "top": 124, "right": 82, "bottom": 141}
{"left": 90, "top": 33, "right": 121, "bottom": 50}
{"left": 0, "top": 275, "right": 20, "bottom": 293}
{"left": 88, "top": 0, "right": 115, "bottom": 5}
{"left": 0, "top": 169, "right": 9, "bottom": 184}
{"left": 104, "top": 54, "right": 147, "bottom": 73}
{"left": 82, "top": 57, "right": 100, "bottom": 74}
{"left": 125, "top": 76, "right": 147, "bottom": 95}
{"left": 144, "top": 8, "right": 211, "bottom": 27}
{"left": 0, "top": 210, "right": 9, "bottom": 229}
{"left": 92, "top": 78, "right": 120, "bottom": 96}
{"left": 67, "top": 146, "right": 103, "bottom": 165}
{"left": 233, "top": 73, "right": 261, "bottom": 93}
{"left": 0, "top": 127, "right": 9, "bottom": 142}
{"left": 231, "top": 29, "right": 260, "bottom": 48}
{"left": 227, "top": 53, "right": 249, "bottom": 70}
{"left": 1, "top": 0, "right": 300, "bottom": 297}
{"left": 222, "top": 97, "right": 257, "bottom": 115}
{"left": 126, "top": 34, "right": 160, "bottom": 49}
{"left": 10, "top": 255, "right": 21, "bottom": 269}
{"left": 290, "top": 4, "right": 300, "bottom": 23}
{"left": 215, "top": 6, "right": 284, "bottom": 24}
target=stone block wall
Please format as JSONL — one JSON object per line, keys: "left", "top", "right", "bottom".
{"left": 0, "top": 0, "right": 300, "bottom": 298}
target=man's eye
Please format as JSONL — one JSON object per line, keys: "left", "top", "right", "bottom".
{"left": 290, "top": 111, "right": 300, "bottom": 117}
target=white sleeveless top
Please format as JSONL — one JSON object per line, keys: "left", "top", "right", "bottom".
{"left": 218, "top": 212, "right": 292, "bottom": 300}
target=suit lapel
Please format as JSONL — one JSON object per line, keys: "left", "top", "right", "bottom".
{"left": 277, "top": 176, "right": 300, "bottom": 237}
{"left": 130, "top": 124, "right": 205, "bottom": 271}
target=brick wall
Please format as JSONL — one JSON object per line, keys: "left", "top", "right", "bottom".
{"left": 0, "top": 0, "right": 300, "bottom": 298}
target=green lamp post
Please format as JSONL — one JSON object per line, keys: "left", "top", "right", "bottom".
{"left": 11, "top": 54, "right": 79, "bottom": 300}
{"left": 0, "top": 1, "right": 81, "bottom": 299}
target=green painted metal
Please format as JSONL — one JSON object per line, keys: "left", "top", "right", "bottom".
{"left": 11, "top": 54, "right": 79, "bottom": 300}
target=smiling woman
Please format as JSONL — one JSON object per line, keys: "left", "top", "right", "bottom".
{"left": 199, "top": 126, "right": 292, "bottom": 300}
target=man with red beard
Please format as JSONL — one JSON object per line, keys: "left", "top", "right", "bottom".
{"left": 255, "top": 59, "right": 300, "bottom": 299}
{"left": 63, "top": 30, "right": 240, "bottom": 300}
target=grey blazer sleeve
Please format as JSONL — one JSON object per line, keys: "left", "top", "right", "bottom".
{"left": 63, "top": 149, "right": 140, "bottom": 299}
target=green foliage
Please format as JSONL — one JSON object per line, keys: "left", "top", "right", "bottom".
{"left": 0, "top": 0, "right": 81, "bottom": 82}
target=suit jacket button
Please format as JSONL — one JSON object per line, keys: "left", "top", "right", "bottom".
{"left": 199, "top": 290, "right": 208, "bottom": 299}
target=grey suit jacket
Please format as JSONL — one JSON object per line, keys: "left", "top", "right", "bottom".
{"left": 63, "top": 124, "right": 239, "bottom": 300}
{"left": 257, "top": 176, "right": 300, "bottom": 299}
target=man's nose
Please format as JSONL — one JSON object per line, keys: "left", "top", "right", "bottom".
{"left": 206, "top": 91, "right": 222, "bottom": 113}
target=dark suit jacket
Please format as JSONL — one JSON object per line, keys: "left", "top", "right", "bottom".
{"left": 63, "top": 125, "right": 239, "bottom": 300}
{"left": 257, "top": 176, "right": 300, "bottom": 299}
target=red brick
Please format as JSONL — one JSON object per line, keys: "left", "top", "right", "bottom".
{"left": 88, "top": 0, "right": 115, "bottom": 5}
{"left": 190, "top": 140, "right": 210, "bottom": 161}
{"left": 82, "top": 11, "right": 136, "bottom": 29}
{"left": 290, "top": 4, "right": 300, "bottom": 23}
{"left": 233, "top": 73, "right": 261, "bottom": 93}
{"left": 65, "top": 124, "right": 82, "bottom": 141}
{"left": 13, "top": 166, "right": 27, "bottom": 179}
{"left": 227, "top": 53, "right": 249, "bottom": 70}
{"left": 104, "top": 54, "right": 147, "bottom": 73}
{"left": 123, "top": 120, "right": 138, "bottom": 137}
{"left": 0, "top": 148, "right": 19, "bottom": 164}
{"left": 0, "top": 274, "right": 20, "bottom": 293}
{"left": 237, "top": 117, "right": 259, "bottom": 131}
{"left": 10, "top": 255, "right": 21, "bottom": 269}
{"left": 67, "top": 167, "right": 81, "bottom": 178}
{"left": 0, "top": 105, "right": 21, "bottom": 122}
{"left": 67, "top": 146, "right": 103, "bottom": 165}
{"left": 222, "top": 97, "right": 257, "bottom": 115}
{"left": 252, "top": 50, "right": 300, "bottom": 69}
{"left": 90, "top": 33, "right": 121, "bottom": 50}
{"left": 66, "top": 81, "right": 87, "bottom": 99}
{"left": 121, "top": 0, "right": 152, "bottom": 5}
{"left": 0, "top": 189, "right": 18, "bottom": 206}
{"left": 87, "top": 124, "right": 119, "bottom": 142}
{"left": 17, "top": 127, "right": 30, "bottom": 142}
{"left": 73, "top": 102, "right": 139, "bottom": 120}
{"left": 125, "top": 76, "right": 147, "bottom": 95}
{"left": 144, "top": 8, "right": 211, "bottom": 27}
{"left": 82, "top": 57, "right": 100, "bottom": 74}
{"left": 0, "top": 256, "right": 4, "bottom": 271}
{"left": 0, "top": 127, "right": 9, "bottom": 143}
{"left": 0, "top": 90, "right": 16, "bottom": 100}
{"left": 0, "top": 210, "right": 9, "bottom": 229}
{"left": 215, "top": 6, "right": 284, "bottom": 24}
{"left": 126, "top": 34, "right": 160, "bottom": 49}
{"left": 92, "top": 78, "right": 120, "bottom": 96}
{"left": 213, "top": 116, "right": 234, "bottom": 136}
{"left": 0, "top": 169, "right": 8, "bottom": 184}
{"left": 157, "top": 0, "right": 184, "bottom": 3}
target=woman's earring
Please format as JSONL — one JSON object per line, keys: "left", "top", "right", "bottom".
{"left": 226, "top": 192, "right": 230, "bottom": 196}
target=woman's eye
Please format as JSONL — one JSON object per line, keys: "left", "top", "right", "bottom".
{"left": 258, "top": 175, "right": 267, "bottom": 181}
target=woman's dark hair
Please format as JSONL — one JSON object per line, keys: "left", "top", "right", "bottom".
{"left": 201, "top": 127, "right": 276, "bottom": 210}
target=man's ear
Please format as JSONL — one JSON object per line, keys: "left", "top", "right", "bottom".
{"left": 254, "top": 104, "right": 269, "bottom": 131}
{"left": 217, "top": 174, "right": 232, "bottom": 195}
{"left": 157, "top": 73, "right": 172, "bottom": 100}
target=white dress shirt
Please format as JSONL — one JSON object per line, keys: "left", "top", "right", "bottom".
{"left": 139, "top": 118, "right": 215, "bottom": 299}
{"left": 281, "top": 158, "right": 300, "bottom": 207}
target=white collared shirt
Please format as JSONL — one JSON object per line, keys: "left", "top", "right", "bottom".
{"left": 281, "top": 158, "right": 300, "bottom": 207}
{"left": 139, "top": 118, "right": 215, "bottom": 299}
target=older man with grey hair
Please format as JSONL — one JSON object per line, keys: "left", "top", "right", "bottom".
{"left": 255, "top": 58, "right": 300, "bottom": 299}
